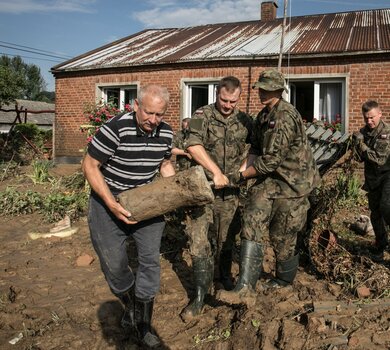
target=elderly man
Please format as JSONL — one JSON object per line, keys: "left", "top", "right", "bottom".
{"left": 353, "top": 100, "right": 390, "bottom": 262}
{"left": 181, "top": 76, "right": 253, "bottom": 320}
{"left": 82, "top": 84, "right": 175, "bottom": 348}
{"left": 219, "top": 70, "right": 320, "bottom": 304}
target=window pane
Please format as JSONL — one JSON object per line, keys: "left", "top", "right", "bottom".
{"left": 290, "top": 81, "right": 314, "bottom": 122}
{"left": 124, "top": 89, "right": 137, "bottom": 109}
{"left": 319, "top": 83, "right": 342, "bottom": 124}
{"left": 106, "top": 89, "right": 120, "bottom": 108}
{"left": 190, "top": 85, "right": 208, "bottom": 115}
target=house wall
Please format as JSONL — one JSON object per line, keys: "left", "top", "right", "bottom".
{"left": 54, "top": 57, "right": 390, "bottom": 162}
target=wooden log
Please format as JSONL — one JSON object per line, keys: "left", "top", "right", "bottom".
{"left": 118, "top": 165, "right": 214, "bottom": 222}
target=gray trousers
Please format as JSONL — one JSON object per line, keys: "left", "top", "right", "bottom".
{"left": 88, "top": 193, "right": 165, "bottom": 299}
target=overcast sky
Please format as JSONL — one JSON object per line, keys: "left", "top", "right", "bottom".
{"left": 1, "top": 0, "right": 389, "bottom": 91}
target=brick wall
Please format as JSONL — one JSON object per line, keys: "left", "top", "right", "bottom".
{"left": 54, "top": 56, "right": 390, "bottom": 161}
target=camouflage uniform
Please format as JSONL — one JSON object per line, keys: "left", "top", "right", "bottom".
{"left": 354, "top": 119, "right": 390, "bottom": 251}
{"left": 217, "top": 70, "right": 320, "bottom": 303}
{"left": 172, "top": 129, "right": 192, "bottom": 171}
{"left": 185, "top": 104, "right": 252, "bottom": 259}
{"left": 243, "top": 98, "right": 320, "bottom": 261}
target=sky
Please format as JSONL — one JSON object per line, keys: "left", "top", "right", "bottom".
{"left": 1, "top": 0, "right": 389, "bottom": 92}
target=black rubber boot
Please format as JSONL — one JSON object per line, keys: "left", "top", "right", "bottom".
{"left": 216, "top": 240, "right": 263, "bottom": 305}
{"left": 135, "top": 296, "right": 161, "bottom": 349}
{"left": 265, "top": 254, "right": 300, "bottom": 289}
{"left": 219, "top": 250, "right": 234, "bottom": 291}
{"left": 181, "top": 256, "right": 213, "bottom": 320}
{"left": 118, "top": 285, "right": 135, "bottom": 330}
{"left": 232, "top": 239, "right": 263, "bottom": 292}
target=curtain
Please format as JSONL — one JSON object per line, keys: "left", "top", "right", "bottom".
{"left": 319, "top": 83, "right": 342, "bottom": 124}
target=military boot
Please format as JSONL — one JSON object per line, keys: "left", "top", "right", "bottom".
{"left": 118, "top": 284, "right": 135, "bottom": 330}
{"left": 217, "top": 240, "right": 262, "bottom": 305}
{"left": 181, "top": 256, "right": 213, "bottom": 321}
{"left": 134, "top": 296, "right": 161, "bottom": 349}
{"left": 218, "top": 250, "right": 234, "bottom": 291}
{"left": 264, "top": 254, "right": 300, "bottom": 289}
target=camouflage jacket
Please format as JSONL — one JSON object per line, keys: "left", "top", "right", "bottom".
{"left": 185, "top": 104, "right": 253, "bottom": 180}
{"left": 172, "top": 129, "right": 192, "bottom": 171}
{"left": 354, "top": 119, "right": 390, "bottom": 190}
{"left": 250, "top": 99, "right": 320, "bottom": 198}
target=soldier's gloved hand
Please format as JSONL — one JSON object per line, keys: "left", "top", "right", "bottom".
{"left": 352, "top": 131, "right": 364, "bottom": 143}
{"left": 352, "top": 131, "right": 368, "bottom": 152}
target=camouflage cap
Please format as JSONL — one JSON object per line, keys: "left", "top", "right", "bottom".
{"left": 252, "top": 70, "right": 288, "bottom": 92}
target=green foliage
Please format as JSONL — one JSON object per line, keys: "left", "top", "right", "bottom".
{"left": 40, "top": 191, "right": 89, "bottom": 222}
{"left": 0, "top": 63, "right": 25, "bottom": 103}
{"left": 28, "top": 159, "right": 54, "bottom": 184}
{"left": 251, "top": 319, "right": 261, "bottom": 328}
{"left": 36, "top": 90, "right": 55, "bottom": 103}
{"left": 0, "top": 187, "right": 42, "bottom": 215}
{"left": 0, "top": 186, "right": 88, "bottom": 223}
{"left": 0, "top": 160, "right": 20, "bottom": 181}
{"left": 0, "top": 55, "right": 49, "bottom": 105}
{"left": 336, "top": 173, "right": 361, "bottom": 201}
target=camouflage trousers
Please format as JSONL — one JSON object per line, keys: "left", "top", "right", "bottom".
{"left": 242, "top": 184, "right": 310, "bottom": 261}
{"left": 185, "top": 191, "right": 241, "bottom": 258}
{"left": 368, "top": 175, "right": 390, "bottom": 250}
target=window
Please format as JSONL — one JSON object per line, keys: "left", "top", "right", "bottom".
{"left": 287, "top": 78, "right": 346, "bottom": 131}
{"left": 183, "top": 81, "right": 218, "bottom": 118}
{"left": 98, "top": 85, "right": 137, "bottom": 111}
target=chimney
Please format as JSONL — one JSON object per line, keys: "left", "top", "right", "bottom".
{"left": 261, "top": 1, "right": 278, "bottom": 21}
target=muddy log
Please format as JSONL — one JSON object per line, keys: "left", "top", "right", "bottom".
{"left": 117, "top": 165, "right": 214, "bottom": 222}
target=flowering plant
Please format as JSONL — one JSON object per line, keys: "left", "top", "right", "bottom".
{"left": 321, "top": 113, "right": 342, "bottom": 132}
{"left": 80, "top": 101, "right": 132, "bottom": 143}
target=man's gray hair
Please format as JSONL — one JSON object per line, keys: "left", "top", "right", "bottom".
{"left": 138, "top": 84, "right": 170, "bottom": 107}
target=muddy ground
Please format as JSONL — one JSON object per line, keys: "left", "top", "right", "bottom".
{"left": 0, "top": 164, "right": 389, "bottom": 350}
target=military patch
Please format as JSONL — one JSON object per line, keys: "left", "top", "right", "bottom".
{"left": 380, "top": 134, "right": 388, "bottom": 139}
{"left": 269, "top": 120, "right": 276, "bottom": 129}
{"left": 189, "top": 118, "right": 204, "bottom": 131}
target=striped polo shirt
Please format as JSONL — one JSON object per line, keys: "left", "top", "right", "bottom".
{"left": 87, "top": 111, "right": 173, "bottom": 194}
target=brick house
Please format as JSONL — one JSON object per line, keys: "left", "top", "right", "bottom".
{"left": 51, "top": 2, "right": 390, "bottom": 163}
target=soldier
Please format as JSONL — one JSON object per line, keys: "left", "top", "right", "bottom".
{"left": 181, "top": 76, "right": 253, "bottom": 320}
{"left": 172, "top": 117, "right": 192, "bottom": 171}
{"left": 352, "top": 100, "right": 390, "bottom": 262}
{"left": 218, "top": 70, "right": 320, "bottom": 304}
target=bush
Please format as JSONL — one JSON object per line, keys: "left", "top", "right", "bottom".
{"left": 80, "top": 101, "right": 132, "bottom": 144}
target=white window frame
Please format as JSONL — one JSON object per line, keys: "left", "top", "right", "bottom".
{"left": 181, "top": 79, "right": 219, "bottom": 119}
{"left": 285, "top": 74, "right": 349, "bottom": 132}
{"left": 95, "top": 82, "right": 138, "bottom": 111}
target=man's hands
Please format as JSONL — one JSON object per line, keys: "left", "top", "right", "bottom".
{"left": 352, "top": 131, "right": 368, "bottom": 152}
{"left": 227, "top": 171, "right": 246, "bottom": 186}
{"left": 213, "top": 172, "right": 229, "bottom": 189}
{"left": 352, "top": 131, "right": 364, "bottom": 143}
{"left": 108, "top": 198, "right": 138, "bottom": 225}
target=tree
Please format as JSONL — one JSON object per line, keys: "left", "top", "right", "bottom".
{"left": 0, "top": 55, "right": 50, "bottom": 105}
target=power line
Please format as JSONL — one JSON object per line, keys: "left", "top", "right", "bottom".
{"left": 0, "top": 52, "right": 63, "bottom": 63}
{"left": 0, "top": 40, "right": 72, "bottom": 59}
{"left": 0, "top": 43, "right": 71, "bottom": 60}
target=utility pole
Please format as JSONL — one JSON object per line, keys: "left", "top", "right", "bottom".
{"left": 278, "top": 0, "right": 288, "bottom": 70}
